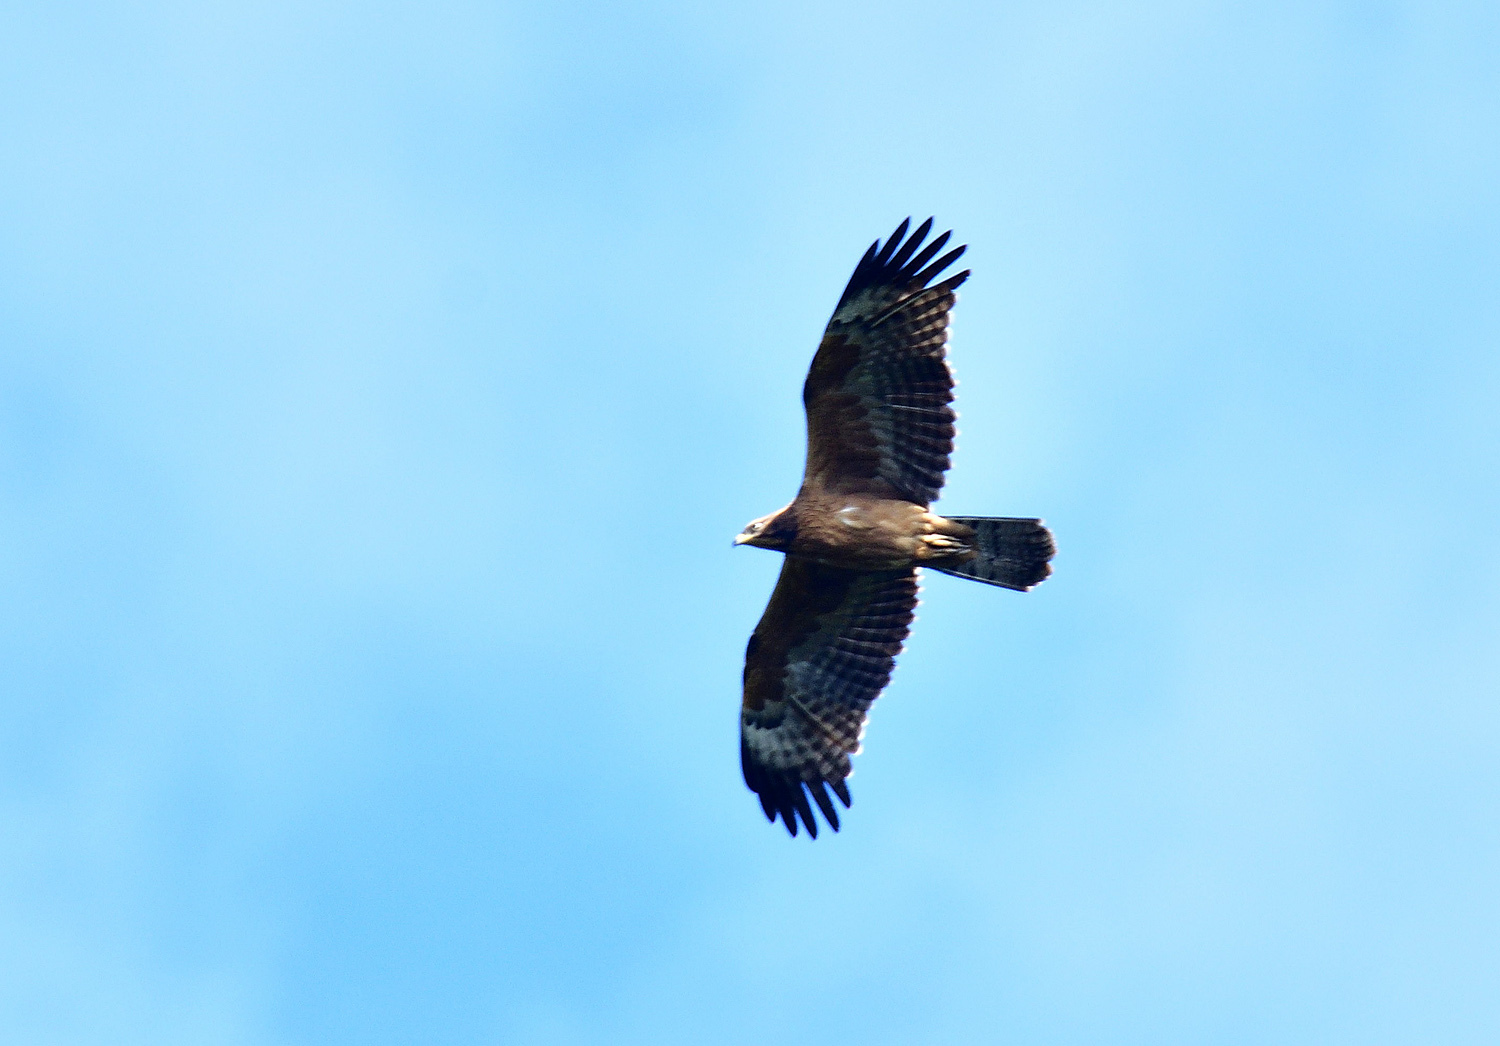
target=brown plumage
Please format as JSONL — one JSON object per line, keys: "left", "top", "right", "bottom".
{"left": 734, "top": 218, "right": 1056, "bottom": 838}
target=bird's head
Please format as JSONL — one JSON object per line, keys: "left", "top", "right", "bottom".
{"left": 734, "top": 506, "right": 798, "bottom": 550}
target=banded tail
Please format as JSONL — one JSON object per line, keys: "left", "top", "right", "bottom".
{"left": 931, "top": 516, "right": 1055, "bottom": 591}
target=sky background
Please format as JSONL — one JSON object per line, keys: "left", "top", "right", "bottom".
{"left": 3, "top": 1, "right": 1499, "bottom": 1043}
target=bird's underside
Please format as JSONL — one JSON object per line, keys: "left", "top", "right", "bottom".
{"left": 733, "top": 218, "right": 1055, "bottom": 838}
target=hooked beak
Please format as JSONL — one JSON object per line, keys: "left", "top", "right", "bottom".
{"left": 732, "top": 532, "right": 752, "bottom": 546}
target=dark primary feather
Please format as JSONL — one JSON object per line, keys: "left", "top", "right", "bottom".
{"left": 741, "top": 559, "right": 919, "bottom": 837}
{"left": 803, "top": 218, "right": 970, "bottom": 506}
{"left": 834, "top": 217, "right": 968, "bottom": 313}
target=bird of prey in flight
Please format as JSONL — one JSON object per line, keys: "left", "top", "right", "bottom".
{"left": 734, "top": 218, "right": 1055, "bottom": 838}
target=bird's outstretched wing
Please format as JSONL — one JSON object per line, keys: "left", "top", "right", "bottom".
{"left": 741, "top": 557, "right": 919, "bottom": 837}
{"left": 802, "top": 218, "right": 969, "bottom": 507}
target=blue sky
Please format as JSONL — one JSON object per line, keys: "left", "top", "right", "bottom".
{"left": 3, "top": 1, "right": 1499, "bottom": 1042}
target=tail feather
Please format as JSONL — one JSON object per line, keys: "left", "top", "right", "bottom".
{"left": 930, "top": 517, "right": 1055, "bottom": 591}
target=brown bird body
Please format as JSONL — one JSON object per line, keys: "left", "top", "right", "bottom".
{"left": 740, "top": 494, "right": 977, "bottom": 570}
{"left": 734, "top": 218, "right": 1056, "bottom": 838}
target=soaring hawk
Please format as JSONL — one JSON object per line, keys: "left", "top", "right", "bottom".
{"left": 734, "top": 218, "right": 1055, "bottom": 838}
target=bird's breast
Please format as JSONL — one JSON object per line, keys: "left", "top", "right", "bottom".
{"left": 785, "top": 495, "right": 929, "bottom": 569}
